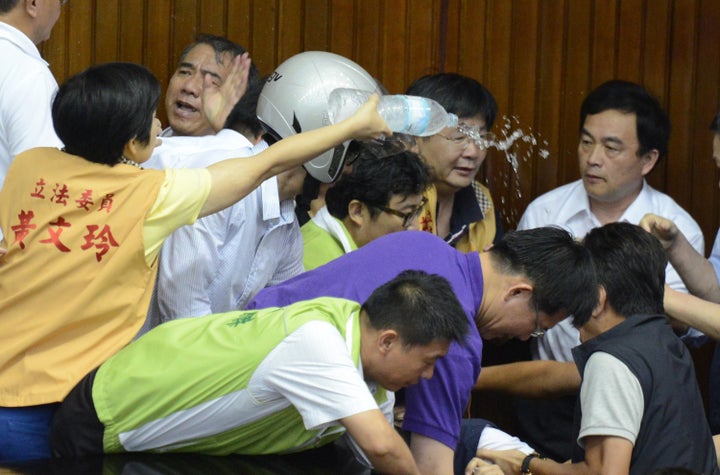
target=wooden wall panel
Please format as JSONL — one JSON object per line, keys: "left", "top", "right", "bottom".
{"left": 507, "top": 0, "right": 539, "bottom": 224}
{"left": 405, "top": 0, "right": 440, "bottom": 84}
{"left": 328, "top": 0, "right": 355, "bottom": 58}
{"left": 665, "top": 1, "right": 698, "bottom": 207}
{"left": 559, "top": 0, "right": 591, "bottom": 187}
{"left": 533, "top": 0, "right": 565, "bottom": 203}
{"left": 692, "top": 0, "right": 720, "bottom": 245}
{"left": 37, "top": 0, "right": 720, "bottom": 249}
{"left": 94, "top": 2, "right": 120, "bottom": 64}
{"left": 616, "top": 0, "right": 643, "bottom": 83}
{"left": 378, "top": 0, "right": 407, "bottom": 94}
{"left": 145, "top": 0, "right": 174, "bottom": 92}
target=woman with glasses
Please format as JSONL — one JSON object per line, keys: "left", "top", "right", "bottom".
{"left": 406, "top": 73, "right": 502, "bottom": 252}
{"left": 301, "top": 144, "right": 431, "bottom": 270}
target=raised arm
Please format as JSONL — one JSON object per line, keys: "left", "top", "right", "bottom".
{"left": 664, "top": 286, "right": 720, "bottom": 341}
{"left": 640, "top": 213, "right": 720, "bottom": 302}
{"left": 202, "top": 53, "right": 251, "bottom": 133}
{"left": 341, "top": 409, "right": 420, "bottom": 475}
{"left": 475, "top": 361, "right": 581, "bottom": 398}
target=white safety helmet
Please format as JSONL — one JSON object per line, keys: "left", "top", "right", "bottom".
{"left": 257, "top": 51, "right": 382, "bottom": 183}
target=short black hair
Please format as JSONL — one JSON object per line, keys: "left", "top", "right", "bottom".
{"left": 179, "top": 34, "right": 259, "bottom": 83}
{"left": 0, "top": 0, "right": 20, "bottom": 14}
{"left": 180, "top": 33, "right": 251, "bottom": 64}
{"left": 488, "top": 227, "right": 598, "bottom": 325}
{"left": 362, "top": 270, "right": 469, "bottom": 348}
{"left": 582, "top": 222, "right": 666, "bottom": 320}
{"left": 52, "top": 62, "right": 160, "bottom": 166}
{"left": 580, "top": 80, "right": 670, "bottom": 161}
{"left": 405, "top": 73, "right": 498, "bottom": 128}
{"left": 326, "top": 148, "right": 431, "bottom": 220}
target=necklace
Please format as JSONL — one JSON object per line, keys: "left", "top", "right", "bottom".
{"left": 119, "top": 156, "right": 144, "bottom": 169}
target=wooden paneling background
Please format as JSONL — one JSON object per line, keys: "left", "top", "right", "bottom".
{"left": 42, "top": 0, "right": 720, "bottom": 243}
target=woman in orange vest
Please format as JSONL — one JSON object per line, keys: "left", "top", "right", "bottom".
{"left": 0, "top": 59, "right": 389, "bottom": 463}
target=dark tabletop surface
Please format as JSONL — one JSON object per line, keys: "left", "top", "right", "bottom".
{"left": 0, "top": 444, "right": 373, "bottom": 474}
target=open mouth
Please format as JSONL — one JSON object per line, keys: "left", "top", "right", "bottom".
{"left": 174, "top": 100, "right": 198, "bottom": 114}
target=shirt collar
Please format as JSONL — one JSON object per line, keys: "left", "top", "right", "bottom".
{"left": 449, "top": 185, "right": 484, "bottom": 231}
{"left": 552, "top": 179, "right": 650, "bottom": 225}
{"left": 616, "top": 180, "right": 653, "bottom": 223}
{"left": 0, "top": 21, "right": 45, "bottom": 65}
{"left": 553, "top": 180, "right": 594, "bottom": 224}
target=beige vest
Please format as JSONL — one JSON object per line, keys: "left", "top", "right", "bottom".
{"left": 0, "top": 148, "right": 164, "bottom": 406}
{"left": 419, "top": 181, "right": 497, "bottom": 252}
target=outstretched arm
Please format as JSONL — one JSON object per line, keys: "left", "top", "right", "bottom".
{"left": 640, "top": 213, "right": 720, "bottom": 302}
{"left": 475, "top": 361, "right": 581, "bottom": 398}
{"left": 664, "top": 286, "right": 720, "bottom": 341}
{"left": 341, "top": 409, "right": 420, "bottom": 475}
{"left": 199, "top": 94, "right": 390, "bottom": 217}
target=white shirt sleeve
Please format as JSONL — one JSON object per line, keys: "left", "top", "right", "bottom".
{"left": 154, "top": 207, "right": 236, "bottom": 320}
{"left": 578, "top": 352, "right": 644, "bottom": 447}
{"left": 267, "top": 217, "right": 305, "bottom": 287}
{"left": 4, "top": 67, "right": 63, "bottom": 158}
{"left": 255, "top": 321, "right": 380, "bottom": 431}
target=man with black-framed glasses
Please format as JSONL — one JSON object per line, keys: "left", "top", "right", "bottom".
{"left": 301, "top": 144, "right": 431, "bottom": 270}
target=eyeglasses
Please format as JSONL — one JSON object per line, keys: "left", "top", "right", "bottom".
{"left": 530, "top": 308, "right": 545, "bottom": 338}
{"left": 436, "top": 131, "right": 496, "bottom": 151}
{"left": 370, "top": 196, "right": 428, "bottom": 229}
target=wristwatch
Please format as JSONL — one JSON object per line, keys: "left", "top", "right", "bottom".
{"left": 521, "top": 452, "right": 546, "bottom": 474}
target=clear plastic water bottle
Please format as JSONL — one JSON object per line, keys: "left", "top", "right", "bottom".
{"left": 327, "top": 88, "right": 458, "bottom": 137}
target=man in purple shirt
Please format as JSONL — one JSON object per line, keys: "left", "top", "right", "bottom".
{"left": 248, "top": 228, "right": 597, "bottom": 474}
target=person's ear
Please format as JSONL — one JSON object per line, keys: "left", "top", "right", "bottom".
{"left": 122, "top": 137, "right": 141, "bottom": 162}
{"left": 591, "top": 286, "right": 608, "bottom": 319}
{"left": 377, "top": 329, "right": 399, "bottom": 355}
{"left": 503, "top": 282, "right": 533, "bottom": 302}
{"left": 347, "top": 200, "right": 365, "bottom": 226}
{"left": 25, "top": 0, "right": 39, "bottom": 18}
{"left": 640, "top": 149, "right": 659, "bottom": 176}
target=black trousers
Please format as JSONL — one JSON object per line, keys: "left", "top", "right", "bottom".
{"left": 50, "top": 368, "right": 104, "bottom": 457}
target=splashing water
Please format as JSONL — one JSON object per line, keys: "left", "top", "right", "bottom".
{"left": 459, "top": 115, "right": 550, "bottom": 226}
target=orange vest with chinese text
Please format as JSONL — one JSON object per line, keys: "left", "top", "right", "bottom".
{"left": 0, "top": 148, "right": 165, "bottom": 406}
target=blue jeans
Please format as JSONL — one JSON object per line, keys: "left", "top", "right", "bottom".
{"left": 0, "top": 404, "right": 58, "bottom": 463}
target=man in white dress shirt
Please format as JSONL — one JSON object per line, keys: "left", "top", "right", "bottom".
{"left": 0, "top": 0, "right": 65, "bottom": 241}
{"left": 518, "top": 80, "right": 703, "bottom": 359}
{"left": 142, "top": 34, "right": 304, "bottom": 328}
{"left": 483, "top": 80, "right": 704, "bottom": 461}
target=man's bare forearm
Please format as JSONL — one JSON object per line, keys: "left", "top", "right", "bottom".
{"left": 475, "top": 361, "right": 580, "bottom": 398}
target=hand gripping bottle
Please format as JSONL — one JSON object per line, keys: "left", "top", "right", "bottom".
{"left": 328, "top": 88, "right": 458, "bottom": 137}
